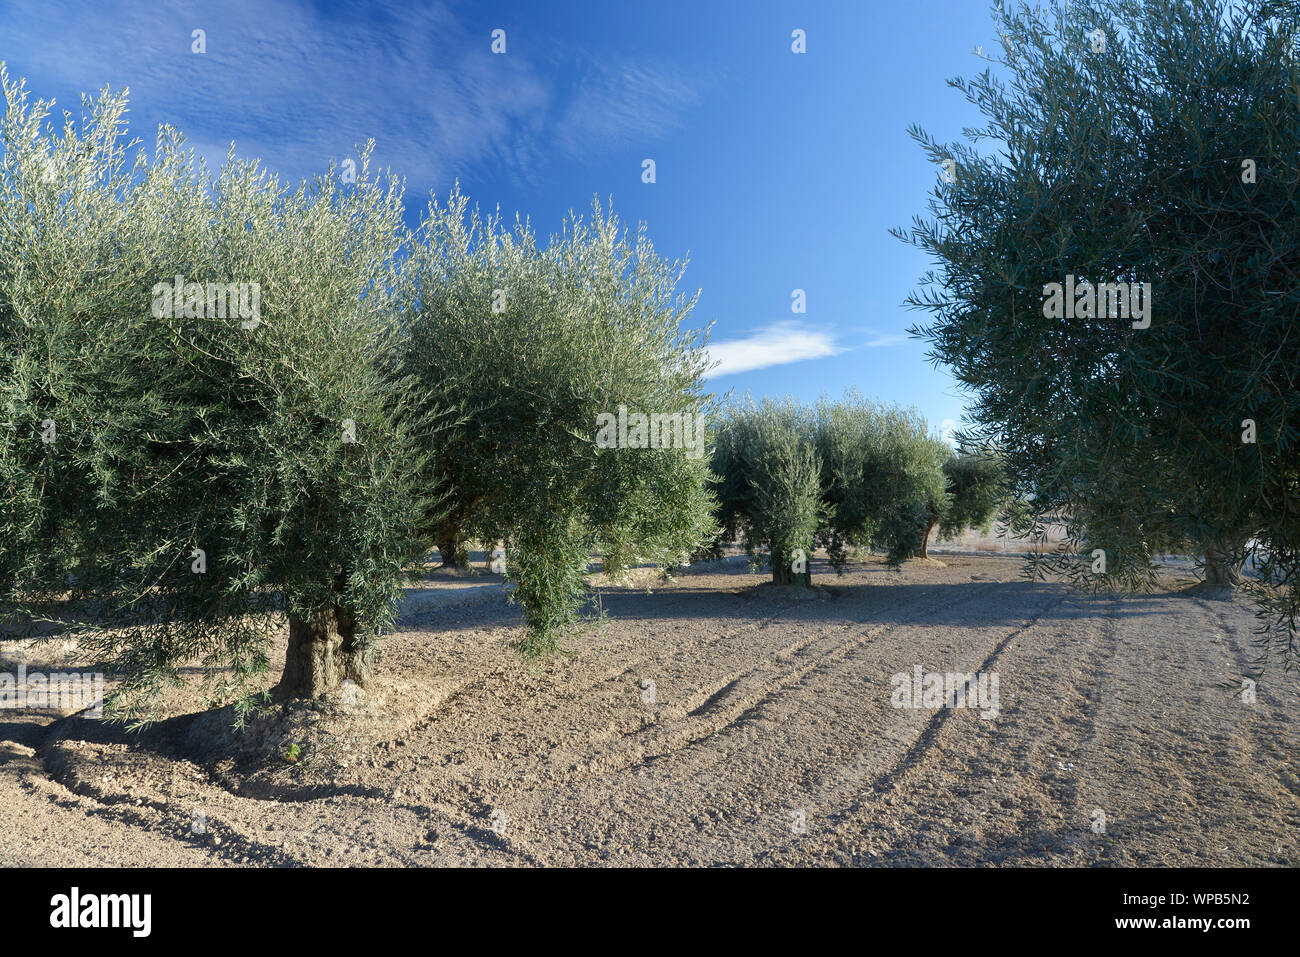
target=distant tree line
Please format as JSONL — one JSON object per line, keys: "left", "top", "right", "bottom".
{"left": 709, "top": 392, "right": 1005, "bottom": 585}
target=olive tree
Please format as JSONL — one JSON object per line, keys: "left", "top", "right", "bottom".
{"left": 896, "top": 0, "right": 1300, "bottom": 661}
{"left": 0, "top": 71, "right": 439, "bottom": 725}
{"left": 713, "top": 392, "right": 970, "bottom": 581}
{"left": 924, "top": 448, "right": 1007, "bottom": 558}
{"left": 713, "top": 397, "right": 823, "bottom": 586}
{"left": 402, "top": 190, "right": 716, "bottom": 655}
{"left": 813, "top": 392, "right": 952, "bottom": 564}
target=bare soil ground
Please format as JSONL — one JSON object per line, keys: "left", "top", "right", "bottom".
{"left": 2, "top": 551, "right": 1297, "bottom": 867}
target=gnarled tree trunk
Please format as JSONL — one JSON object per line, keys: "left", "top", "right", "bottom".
{"left": 279, "top": 573, "right": 369, "bottom": 699}
{"left": 770, "top": 544, "right": 811, "bottom": 587}
{"left": 1203, "top": 532, "right": 1248, "bottom": 588}
{"left": 918, "top": 517, "right": 938, "bottom": 559}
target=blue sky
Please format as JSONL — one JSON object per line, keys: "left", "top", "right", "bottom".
{"left": 0, "top": 0, "right": 1013, "bottom": 436}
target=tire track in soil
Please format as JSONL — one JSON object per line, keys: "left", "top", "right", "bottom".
{"left": 995, "top": 594, "right": 1119, "bottom": 867}
{"left": 748, "top": 584, "right": 1084, "bottom": 866}
{"left": 377, "top": 571, "right": 989, "bottom": 788}
{"left": 23, "top": 560, "right": 920, "bottom": 867}
{"left": 1133, "top": 592, "right": 1300, "bottom": 863}
{"left": 495, "top": 576, "right": 1070, "bottom": 864}
{"left": 332, "top": 578, "right": 978, "bottom": 859}
{"left": 580, "top": 582, "right": 1017, "bottom": 773}
{"left": 1058, "top": 590, "right": 1297, "bottom": 866}
{"left": 334, "top": 570, "right": 918, "bottom": 865}
{"left": 747, "top": 589, "right": 1118, "bottom": 866}
{"left": 336, "top": 566, "right": 853, "bottom": 786}
{"left": 781, "top": 585, "right": 1299, "bottom": 868}
{"left": 475, "top": 578, "right": 1011, "bottom": 790}
{"left": 1190, "top": 593, "right": 1300, "bottom": 803}
{"left": 859, "top": 590, "right": 1078, "bottom": 799}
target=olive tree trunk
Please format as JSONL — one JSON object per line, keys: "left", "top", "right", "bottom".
{"left": 917, "top": 517, "right": 938, "bottom": 559}
{"left": 436, "top": 530, "right": 470, "bottom": 569}
{"left": 280, "top": 606, "right": 369, "bottom": 699}
{"left": 770, "top": 545, "right": 811, "bottom": 587}
{"left": 1203, "top": 532, "right": 1248, "bottom": 588}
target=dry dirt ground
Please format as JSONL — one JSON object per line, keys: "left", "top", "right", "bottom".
{"left": 1, "top": 551, "right": 1297, "bottom": 867}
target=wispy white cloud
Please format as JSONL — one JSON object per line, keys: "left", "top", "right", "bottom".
{"left": 863, "top": 330, "right": 910, "bottom": 348}
{"left": 0, "top": 0, "right": 700, "bottom": 192}
{"left": 705, "top": 321, "right": 842, "bottom": 378}
{"left": 553, "top": 60, "right": 701, "bottom": 157}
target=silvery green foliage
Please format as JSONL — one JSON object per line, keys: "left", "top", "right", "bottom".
{"left": 938, "top": 449, "right": 1007, "bottom": 542}
{"left": 0, "top": 69, "right": 439, "bottom": 725}
{"left": 713, "top": 397, "right": 823, "bottom": 585}
{"left": 403, "top": 189, "right": 716, "bottom": 655}
{"left": 713, "top": 392, "right": 962, "bottom": 580}
{"left": 896, "top": 0, "right": 1300, "bottom": 667}
{"left": 813, "top": 392, "right": 953, "bottom": 565}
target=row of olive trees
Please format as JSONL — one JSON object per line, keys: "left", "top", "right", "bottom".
{"left": 710, "top": 392, "right": 1005, "bottom": 584}
{"left": 0, "top": 70, "right": 716, "bottom": 724}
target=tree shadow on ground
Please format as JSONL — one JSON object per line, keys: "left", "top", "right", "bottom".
{"left": 585, "top": 572, "right": 1178, "bottom": 629}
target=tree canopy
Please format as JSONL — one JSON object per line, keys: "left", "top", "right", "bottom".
{"left": 0, "top": 70, "right": 440, "bottom": 723}
{"left": 401, "top": 190, "right": 717, "bottom": 654}
{"left": 896, "top": 0, "right": 1300, "bottom": 665}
